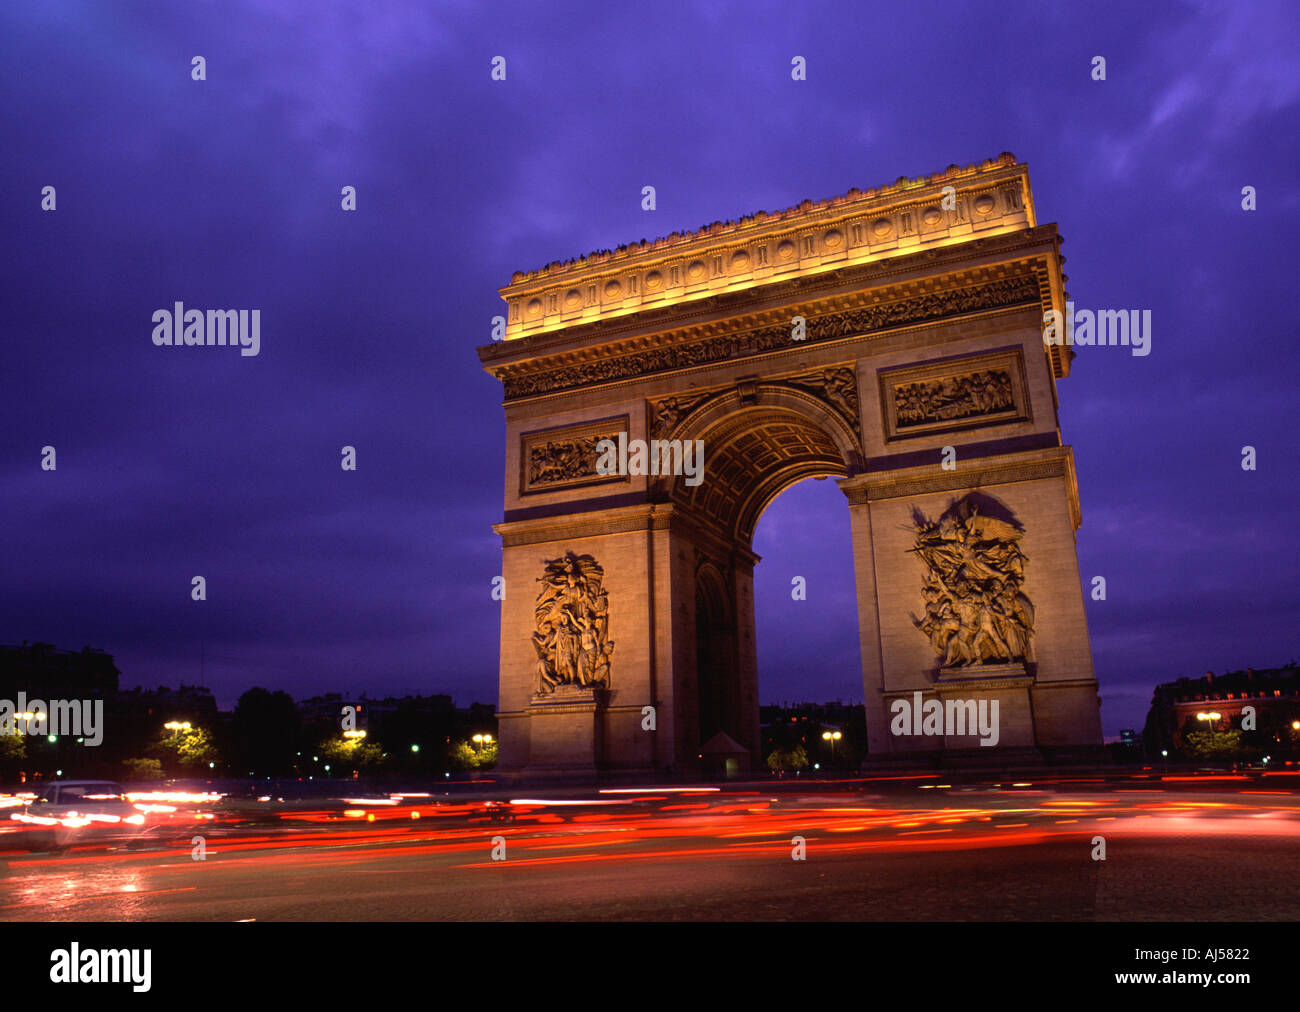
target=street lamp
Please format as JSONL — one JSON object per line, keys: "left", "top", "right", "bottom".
{"left": 821, "top": 730, "right": 842, "bottom": 761}
{"left": 1194, "top": 712, "right": 1224, "bottom": 765}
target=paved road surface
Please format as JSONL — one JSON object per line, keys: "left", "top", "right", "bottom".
{"left": 4, "top": 787, "right": 1297, "bottom": 920}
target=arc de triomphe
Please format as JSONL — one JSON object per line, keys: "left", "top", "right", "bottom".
{"left": 479, "top": 154, "right": 1103, "bottom": 775}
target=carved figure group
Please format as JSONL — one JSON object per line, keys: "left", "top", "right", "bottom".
{"left": 528, "top": 436, "right": 604, "bottom": 485}
{"left": 651, "top": 393, "right": 709, "bottom": 439}
{"left": 532, "top": 552, "right": 614, "bottom": 693}
{"left": 911, "top": 498, "right": 1035, "bottom": 666}
{"left": 895, "top": 369, "right": 1013, "bottom": 427}
{"left": 788, "top": 368, "right": 859, "bottom": 428}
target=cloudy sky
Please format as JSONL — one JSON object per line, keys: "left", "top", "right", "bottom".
{"left": 2, "top": 0, "right": 1296, "bottom": 736}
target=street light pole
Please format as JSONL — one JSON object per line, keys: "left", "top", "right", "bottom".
{"left": 821, "top": 730, "right": 842, "bottom": 766}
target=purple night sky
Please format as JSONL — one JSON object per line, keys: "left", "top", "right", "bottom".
{"left": 2, "top": 1, "right": 1296, "bottom": 738}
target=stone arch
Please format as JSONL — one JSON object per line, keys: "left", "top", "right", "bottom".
{"left": 483, "top": 159, "right": 1104, "bottom": 774}
{"left": 652, "top": 384, "right": 863, "bottom": 546}
{"left": 694, "top": 559, "right": 732, "bottom": 623}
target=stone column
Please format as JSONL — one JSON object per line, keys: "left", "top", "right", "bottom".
{"left": 493, "top": 504, "right": 671, "bottom": 775}
{"left": 840, "top": 481, "right": 891, "bottom": 756}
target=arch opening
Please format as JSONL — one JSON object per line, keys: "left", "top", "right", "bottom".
{"left": 694, "top": 562, "right": 737, "bottom": 759}
{"left": 658, "top": 400, "right": 853, "bottom": 548}
{"left": 662, "top": 401, "right": 859, "bottom": 773}
{"left": 753, "top": 477, "right": 865, "bottom": 772}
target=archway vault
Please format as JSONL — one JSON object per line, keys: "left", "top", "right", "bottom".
{"left": 652, "top": 387, "right": 858, "bottom": 547}
{"left": 482, "top": 155, "right": 1104, "bottom": 775}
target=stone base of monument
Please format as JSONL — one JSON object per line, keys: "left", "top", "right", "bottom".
{"left": 522, "top": 684, "right": 607, "bottom": 774}
{"left": 933, "top": 661, "right": 1030, "bottom": 685}
{"left": 876, "top": 663, "right": 1040, "bottom": 754}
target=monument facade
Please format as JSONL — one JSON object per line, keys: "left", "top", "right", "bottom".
{"left": 480, "top": 154, "right": 1103, "bottom": 774}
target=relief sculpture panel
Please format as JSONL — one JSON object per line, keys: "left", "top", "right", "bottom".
{"left": 520, "top": 416, "right": 629, "bottom": 494}
{"left": 910, "top": 495, "right": 1035, "bottom": 668}
{"left": 880, "top": 350, "right": 1028, "bottom": 441}
{"left": 532, "top": 551, "right": 614, "bottom": 695}
{"left": 895, "top": 369, "right": 1013, "bottom": 428}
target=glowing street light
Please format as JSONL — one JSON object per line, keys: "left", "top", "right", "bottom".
{"left": 343, "top": 730, "right": 367, "bottom": 740}
{"left": 822, "top": 729, "right": 842, "bottom": 760}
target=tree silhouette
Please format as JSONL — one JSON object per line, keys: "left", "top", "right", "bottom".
{"left": 230, "top": 688, "right": 300, "bottom": 776}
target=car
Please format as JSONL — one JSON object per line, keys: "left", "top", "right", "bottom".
{"left": 10, "top": 780, "right": 152, "bottom": 850}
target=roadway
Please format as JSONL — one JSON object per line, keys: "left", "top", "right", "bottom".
{"left": 3, "top": 775, "right": 1298, "bottom": 920}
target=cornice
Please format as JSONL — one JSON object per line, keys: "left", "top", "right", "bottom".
{"left": 493, "top": 500, "right": 759, "bottom": 561}
{"left": 486, "top": 262, "right": 1051, "bottom": 402}
{"left": 840, "top": 446, "right": 1079, "bottom": 524}
{"left": 481, "top": 224, "right": 1058, "bottom": 370}
{"left": 498, "top": 155, "right": 1037, "bottom": 342}
{"left": 494, "top": 503, "right": 664, "bottom": 547}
